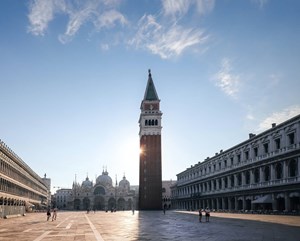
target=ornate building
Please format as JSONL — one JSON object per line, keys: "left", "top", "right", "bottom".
{"left": 139, "top": 70, "right": 163, "bottom": 210}
{"left": 55, "top": 169, "right": 136, "bottom": 211}
{"left": 171, "top": 114, "right": 300, "bottom": 213}
{"left": 0, "top": 140, "right": 49, "bottom": 218}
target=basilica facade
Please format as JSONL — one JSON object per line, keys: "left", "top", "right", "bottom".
{"left": 55, "top": 169, "right": 137, "bottom": 211}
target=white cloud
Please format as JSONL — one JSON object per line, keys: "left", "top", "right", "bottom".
{"left": 162, "top": 0, "right": 215, "bottom": 18}
{"left": 162, "top": 0, "right": 190, "bottom": 18}
{"left": 252, "top": 0, "right": 268, "bottom": 9}
{"left": 94, "top": 10, "right": 127, "bottom": 30}
{"left": 28, "top": 0, "right": 127, "bottom": 43}
{"left": 257, "top": 105, "right": 300, "bottom": 132}
{"left": 214, "top": 58, "right": 240, "bottom": 98}
{"left": 28, "top": 0, "right": 213, "bottom": 58}
{"left": 129, "top": 15, "right": 208, "bottom": 59}
{"left": 195, "top": 0, "right": 215, "bottom": 15}
{"left": 27, "top": 0, "right": 65, "bottom": 36}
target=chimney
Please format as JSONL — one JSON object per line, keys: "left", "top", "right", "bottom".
{"left": 249, "top": 133, "right": 256, "bottom": 138}
{"left": 272, "top": 123, "right": 276, "bottom": 128}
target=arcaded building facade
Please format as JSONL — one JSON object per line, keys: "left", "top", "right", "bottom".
{"left": 171, "top": 114, "right": 300, "bottom": 213}
{"left": 0, "top": 140, "right": 49, "bottom": 218}
{"left": 139, "top": 70, "right": 163, "bottom": 210}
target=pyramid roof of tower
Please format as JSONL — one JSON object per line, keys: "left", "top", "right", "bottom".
{"left": 143, "top": 69, "right": 159, "bottom": 101}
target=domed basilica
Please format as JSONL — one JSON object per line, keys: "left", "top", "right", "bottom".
{"left": 56, "top": 169, "right": 137, "bottom": 211}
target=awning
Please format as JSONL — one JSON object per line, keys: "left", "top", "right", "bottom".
{"left": 251, "top": 195, "right": 273, "bottom": 204}
{"left": 289, "top": 192, "right": 300, "bottom": 198}
{"left": 25, "top": 201, "right": 35, "bottom": 207}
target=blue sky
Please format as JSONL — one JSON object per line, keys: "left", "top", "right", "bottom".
{"left": 1, "top": 0, "right": 300, "bottom": 192}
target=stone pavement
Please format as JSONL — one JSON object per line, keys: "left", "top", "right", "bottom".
{"left": 0, "top": 210, "right": 299, "bottom": 241}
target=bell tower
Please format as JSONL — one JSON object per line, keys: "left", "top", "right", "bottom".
{"left": 139, "top": 69, "right": 162, "bottom": 210}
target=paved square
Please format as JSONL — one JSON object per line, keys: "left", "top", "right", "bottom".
{"left": 0, "top": 211, "right": 299, "bottom": 240}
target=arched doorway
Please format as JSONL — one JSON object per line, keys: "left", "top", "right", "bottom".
{"left": 237, "top": 199, "right": 243, "bottom": 210}
{"left": 108, "top": 198, "right": 116, "bottom": 210}
{"left": 74, "top": 199, "right": 81, "bottom": 210}
{"left": 245, "top": 199, "right": 252, "bottom": 210}
{"left": 230, "top": 197, "right": 235, "bottom": 210}
{"left": 277, "top": 194, "right": 285, "bottom": 211}
{"left": 128, "top": 199, "right": 132, "bottom": 210}
{"left": 289, "top": 192, "right": 300, "bottom": 211}
{"left": 117, "top": 198, "right": 125, "bottom": 210}
{"left": 94, "top": 196, "right": 105, "bottom": 210}
{"left": 83, "top": 197, "right": 90, "bottom": 210}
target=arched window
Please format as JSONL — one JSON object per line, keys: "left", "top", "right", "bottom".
{"left": 155, "top": 119, "right": 158, "bottom": 125}
{"left": 145, "top": 120, "right": 148, "bottom": 126}
{"left": 264, "top": 166, "right": 270, "bottom": 181}
{"left": 151, "top": 120, "right": 155, "bottom": 125}
{"left": 230, "top": 175, "right": 234, "bottom": 187}
{"left": 276, "top": 163, "right": 283, "bottom": 179}
{"left": 245, "top": 171, "right": 250, "bottom": 184}
{"left": 254, "top": 168, "right": 260, "bottom": 183}
{"left": 289, "top": 159, "right": 297, "bottom": 177}
{"left": 237, "top": 173, "right": 242, "bottom": 186}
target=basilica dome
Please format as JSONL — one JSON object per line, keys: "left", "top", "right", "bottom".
{"left": 96, "top": 170, "right": 112, "bottom": 186}
{"left": 119, "top": 175, "right": 130, "bottom": 191}
{"left": 82, "top": 176, "right": 93, "bottom": 188}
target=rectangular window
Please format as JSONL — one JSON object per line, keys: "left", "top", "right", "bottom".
{"left": 224, "top": 160, "right": 227, "bottom": 167}
{"left": 237, "top": 154, "right": 241, "bottom": 163}
{"left": 230, "top": 157, "right": 234, "bottom": 165}
{"left": 245, "top": 151, "right": 249, "bottom": 160}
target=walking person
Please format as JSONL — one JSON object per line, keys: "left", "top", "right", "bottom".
{"left": 46, "top": 208, "right": 51, "bottom": 221}
{"left": 198, "top": 208, "right": 203, "bottom": 222}
{"left": 205, "top": 207, "right": 210, "bottom": 222}
{"left": 52, "top": 207, "right": 57, "bottom": 221}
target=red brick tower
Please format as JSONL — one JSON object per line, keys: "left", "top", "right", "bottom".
{"left": 139, "top": 69, "right": 163, "bottom": 210}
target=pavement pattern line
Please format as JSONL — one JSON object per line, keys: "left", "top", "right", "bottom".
{"left": 84, "top": 213, "right": 105, "bottom": 241}
{"left": 65, "top": 222, "right": 72, "bottom": 229}
{"left": 55, "top": 214, "right": 73, "bottom": 227}
{"left": 33, "top": 230, "right": 51, "bottom": 241}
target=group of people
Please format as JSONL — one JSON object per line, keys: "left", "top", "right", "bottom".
{"left": 46, "top": 207, "right": 58, "bottom": 221}
{"left": 198, "top": 208, "right": 210, "bottom": 222}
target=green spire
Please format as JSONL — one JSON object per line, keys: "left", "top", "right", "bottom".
{"left": 144, "top": 69, "right": 159, "bottom": 101}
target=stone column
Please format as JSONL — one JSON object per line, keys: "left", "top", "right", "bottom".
{"left": 260, "top": 167, "right": 264, "bottom": 182}
{"left": 285, "top": 192, "right": 290, "bottom": 211}
{"left": 272, "top": 193, "right": 277, "bottom": 210}
{"left": 283, "top": 160, "right": 288, "bottom": 179}
{"left": 298, "top": 157, "right": 300, "bottom": 177}
{"left": 242, "top": 172, "right": 246, "bottom": 186}
{"left": 250, "top": 170, "right": 254, "bottom": 184}
{"left": 235, "top": 196, "right": 238, "bottom": 211}
{"left": 227, "top": 176, "right": 231, "bottom": 188}
{"left": 234, "top": 174, "right": 238, "bottom": 187}
{"left": 270, "top": 164, "right": 275, "bottom": 181}
{"left": 242, "top": 196, "right": 246, "bottom": 211}
{"left": 221, "top": 178, "right": 225, "bottom": 190}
